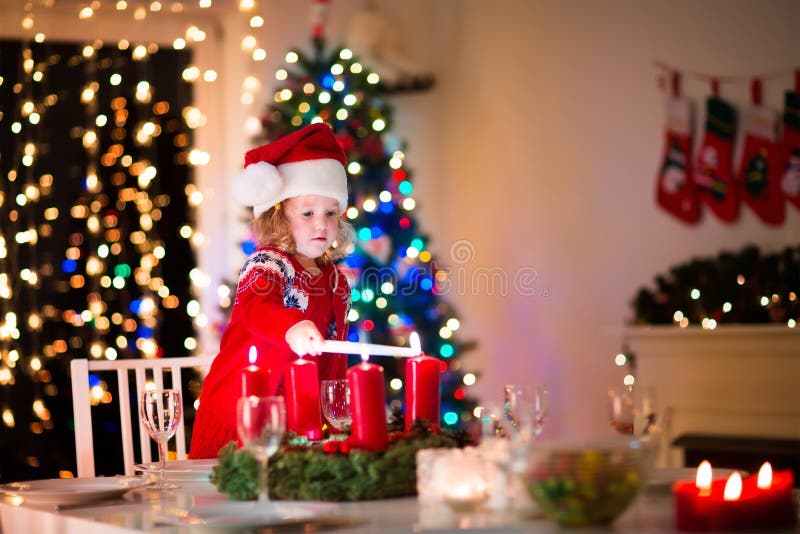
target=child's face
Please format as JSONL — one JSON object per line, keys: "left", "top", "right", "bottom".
{"left": 284, "top": 195, "right": 340, "bottom": 262}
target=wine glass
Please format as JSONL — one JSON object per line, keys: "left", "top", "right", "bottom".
{"left": 479, "top": 402, "right": 512, "bottom": 440}
{"left": 608, "top": 385, "right": 657, "bottom": 436}
{"left": 140, "top": 389, "right": 182, "bottom": 490}
{"left": 236, "top": 396, "right": 286, "bottom": 501}
{"left": 478, "top": 402, "right": 514, "bottom": 503}
{"left": 503, "top": 383, "right": 549, "bottom": 485}
{"left": 503, "top": 383, "right": 549, "bottom": 444}
{"left": 320, "top": 379, "right": 351, "bottom": 432}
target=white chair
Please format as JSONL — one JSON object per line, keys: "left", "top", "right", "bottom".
{"left": 70, "top": 355, "right": 214, "bottom": 478}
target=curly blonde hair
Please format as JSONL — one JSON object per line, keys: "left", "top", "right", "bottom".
{"left": 251, "top": 202, "right": 354, "bottom": 262}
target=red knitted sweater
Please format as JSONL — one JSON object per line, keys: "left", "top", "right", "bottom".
{"left": 189, "top": 245, "right": 350, "bottom": 458}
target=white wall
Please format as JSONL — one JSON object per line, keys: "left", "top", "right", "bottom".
{"left": 3, "top": 0, "right": 799, "bottom": 439}
{"left": 430, "top": 0, "right": 800, "bottom": 438}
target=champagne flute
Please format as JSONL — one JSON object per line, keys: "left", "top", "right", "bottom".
{"left": 140, "top": 389, "right": 182, "bottom": 490}
{"left": 237, "top": 396, "right": 286, "bottom": 501}
{"left": 608, "top": 384, "right": 657, "bottom": 436}
{"left": 320, "top": 379, "right": 351, "bottom": 432}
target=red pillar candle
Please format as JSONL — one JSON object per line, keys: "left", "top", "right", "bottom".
{"left": 241, "top": 346, "right": 271, "bottom": 397}
{"left": 673, "top": 462, "right": 798, "bottom": 532}
{"left": 347, "top": 359, "right": 389, "bottom": 451}
{"left": 285, "top": 357, "right": 323, "bottom": 440}
{"left": 404, "top": 354, "right": 441, "bottom": 432}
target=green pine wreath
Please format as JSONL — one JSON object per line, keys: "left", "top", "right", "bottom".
{"left": 210, "top": 423, "right": 464, "bottom": 501}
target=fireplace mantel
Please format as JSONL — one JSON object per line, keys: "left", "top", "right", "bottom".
{"left": 625, "top": 325, "right": 800, "bottom": 467}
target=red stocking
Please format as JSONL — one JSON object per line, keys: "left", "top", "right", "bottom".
{"left": 778, "top": 73, "right": 800, "bottom": 211}
{"left": 693, "top": 94, "right": 738, "bottom": 222}
{"left": 656, "top": 96, "right": 699, "bottom": 224}
{"left": 736, "top": 80, "right": 785, "bottom": 225}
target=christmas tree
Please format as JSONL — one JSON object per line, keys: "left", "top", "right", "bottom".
{"left": 249, "top": 37, "right": 477, "bottom": 430}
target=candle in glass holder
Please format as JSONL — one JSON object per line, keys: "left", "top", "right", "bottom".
{"left": 435, "top": 449, "right": 489, "bottom": 512}
{"left": 347, "top": 352, "right": 388, "bottom": 451}
{"left": 241, "top": 345, "right": 271, "bottom": 397}
{"left": 285, "top": 356, "right": 323, "bottom": 440}
{"left": 673, "top": 461, "right": 797, "bottom": 531}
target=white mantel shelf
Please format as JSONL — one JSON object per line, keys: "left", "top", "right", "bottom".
{"left": 625, "top": 324, "right": 800, "bottom": 339}
{"left": 624, "top": 324, "right": 800, "bottom": 357}
{"left": 623, "top": 323, "right": 800, "bottom": 467}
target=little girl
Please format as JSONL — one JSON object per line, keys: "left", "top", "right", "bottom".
{"left": 190, "top": 123, "right": 354, "bottom": 458}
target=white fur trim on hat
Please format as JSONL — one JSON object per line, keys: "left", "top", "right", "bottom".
{"left": 232, "top": 161, "right": 283, "bottom": 213}
{"left": 251, "top": 158, "right": 348, "bottom": 216}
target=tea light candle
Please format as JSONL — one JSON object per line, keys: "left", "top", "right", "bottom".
{"left": 442, "top": 482, "right": 488, "bottom": 512}
{"left": 673, "top": 461, "right": 798, "bottom": 531}
{"left": 240, "top": 346, "right": 271, "bottom": 397}
{"left": 433, "top": 449, "right": 489, "bottom": 512}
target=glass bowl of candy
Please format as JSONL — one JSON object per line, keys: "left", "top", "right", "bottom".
{"left": 518, "top": 436, "right": 656, "bottom": 527}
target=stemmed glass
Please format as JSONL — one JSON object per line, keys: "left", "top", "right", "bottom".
{"left": 140, "top": 389, "right": 182, "bottom": 490}
{"left": 478, "top": 401, "right": 514, "bottom": 469}
{"left": 608, "top": 385, "right": 657, "bottom": 436}
{"left": 503, "top": 383, "right": 549, "bottom": 445}
{"left": 477, "top": 385, "right": 548, "bottom": 509}
{"left": 236, "top": 396, "right": 286, "bottom": 501}
{"left": 320, "top": 379, "right": 351, "bottom": 432}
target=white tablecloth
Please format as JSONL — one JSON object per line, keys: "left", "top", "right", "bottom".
{"left": 1, "top": 478, "right": 798, "bottom": 533}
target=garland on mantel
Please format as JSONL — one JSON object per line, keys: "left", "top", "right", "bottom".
{"left": 631, "top": 244, "right": 799, "bottom": 328}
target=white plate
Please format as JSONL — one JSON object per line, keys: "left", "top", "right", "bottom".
{"left": 646, "top": 467, "right": 743, "bottom": 492}
{"left": 0, "top": 477, "right": 148, "bottom": 507}
{"left": 154, "top": 501, "right": 337, "bottom": 528}
{"left": 134, "top": 459, "right": 217, "bottom": 482}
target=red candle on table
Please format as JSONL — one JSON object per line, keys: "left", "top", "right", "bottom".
{"left": 347, "top": 355, "right": 389, "bottom": 452}
{"left": 673, "top": 461, "right": 797, "bottom": 531}
{"left": 404, "top": 354, "right": 441, "bottom": 431}
{"left": 285, "top": 357, "right": 323, "bottom": 440}
{"left": 241, "top": 345, "right": 271, "bottom": 397}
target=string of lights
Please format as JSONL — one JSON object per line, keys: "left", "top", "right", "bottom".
{"left": 0, "top": 0, "right": 262, "bottom": 479}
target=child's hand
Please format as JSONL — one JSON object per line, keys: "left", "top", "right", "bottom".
{"left": 285, "top": 320, "right": 325, "bottom": 356}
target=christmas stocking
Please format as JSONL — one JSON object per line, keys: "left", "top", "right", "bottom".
{"left": 655, "top": 98, "right": 700, "bottom": 224}
{"left": 693, "top": 97, "right": 738, "bottom": 222}
{"left": 778, "top": 89, "right": 800, "bottom": 211}
{"left": 736, "top": 96, "right": 785, "bottom": 225}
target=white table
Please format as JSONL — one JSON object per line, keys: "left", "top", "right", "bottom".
{"left": 1, "top": 479, "right": 798, "bottom": 533}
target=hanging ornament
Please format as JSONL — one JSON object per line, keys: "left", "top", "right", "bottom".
{"left": 358, "top": 133, "right": 386, "bottom": 163}
{"left": 310, "top": 0, "right": 330, "bottom": 40}
{"left": 360, "top": 234, "right": 392, "bottom": 265}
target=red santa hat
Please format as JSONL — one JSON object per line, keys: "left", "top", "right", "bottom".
{"left": 232, "top": 123, "right": 348, "bottom": 217}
